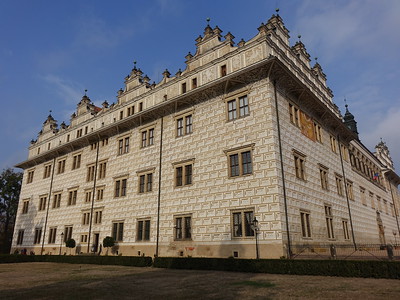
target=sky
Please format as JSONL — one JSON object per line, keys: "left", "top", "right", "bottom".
{"left": 0, "top": 0, "right": 399, "bottom": 172}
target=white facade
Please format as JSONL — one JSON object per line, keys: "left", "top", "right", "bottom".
{"left": 12, "top": 13, "right": 400, "bottom": 258}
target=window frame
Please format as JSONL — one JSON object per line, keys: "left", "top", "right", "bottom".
{"left": 52, "top": 192, "right": 62, "bottom": 208}
{"left": 112, "top": 221, "right": 124, "bottom": 242}
{"left": 140, "top": 125, "right": 155, "bottom": 148}
{"left": 117, "top": 135, "right": 130, "bottom": 155}
{"left": 27, "top": 169, "right": 35, "bottom": 184}
{"left": 224, "top": 145, "right": 254, "bottom": 178}
{"left": 319, "top": 164, "right": 329, "bottom": 190}
{"left": 173, "top": 159, "right": 194, "bottom": 187}
{"left": 324, "top": 205, "right": 335, "bottom": 239}
{"left": 43, "top": 164, "right": 52, "bottom": 179}
{"left": 175, "top": 111, "right": 193, "bottom": 137}
{"left": 137, "top": 219, "right": 151, "bottom": 241}
{"left": 335, "top": 174, "right": 344, "bottom": 196}
{"left": 22, "top": 199, "right": 29, "bottom": 214}
{"left": 72, "top": 153, "right": 82, "bottom": 170}
{"left": 300, "top": 210, "right": 312, "bottom": 238}
{"left": 293, "top": 150, "right": 306, "bottom": 180}
{"left": 231, "top": 209, "right": 255, "bottom": 239}
{"left": 225, "top": 92, "right": 250, "bottom": 121}
{"left": 57, "top": 158, "right": 66, "bottom": 174}
{"left": 174, "top": 214, "right": 192, "bottom": 241}
{"left": 114, "top": 177, "right": 128, "bottom": 198}
{"left": 67, "top": 189, "right": 77, "bottom": 206}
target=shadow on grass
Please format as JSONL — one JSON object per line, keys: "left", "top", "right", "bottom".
{"left": 1, "top": 268, "right": 270, "bottom": 300}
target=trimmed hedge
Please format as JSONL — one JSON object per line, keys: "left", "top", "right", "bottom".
{"left": 0, "top": 254, "right": 152, "bottom": 267}
{"left": 153, "top": 257, "right": 400, "bottom": 279}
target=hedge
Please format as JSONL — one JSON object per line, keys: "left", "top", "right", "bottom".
{"left": 0, "top": 254, "right": 152, "bottom": 267}
{"left": 153, "top": 257, "right": 400, "bottom": 279}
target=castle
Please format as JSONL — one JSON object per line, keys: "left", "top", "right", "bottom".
{"left": 12, "top": 12, "right": 400, "bottom": 258}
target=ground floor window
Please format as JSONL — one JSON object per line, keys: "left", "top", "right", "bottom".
{"left": 232, "top": 209, "right": 254, "bottom": 238}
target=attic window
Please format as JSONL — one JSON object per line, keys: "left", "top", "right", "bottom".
{"left": 47, "top": 143, "right": 51, "bottom": 150}
{"left": 120, "top": 111, "right": 124, "bottom": 120}
{"left": 37, "top": 147, "right": 40, "bottom": 155}
{"left": 192, "top": 78, "right": 197, "bottom": 89}
{"left": 66, "top": 134, "right": 70, "bottom": 142}
{"left": 85, "top": 126, "right": 88, "bottom": 134}
{"left": 182, "top": 82, "right": 187, "bottom": 94}
{"left": 221, "top": 65, "right": 227, "bottom": 77}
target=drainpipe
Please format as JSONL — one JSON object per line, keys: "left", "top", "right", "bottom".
{"left": 41, "top": 157, "right": 56, "bottom": 254}
{"left": 155, "top": 116, "right": 164, "bottom": 257}
{"left": 338, "top": 136, "right": 357, "bottom": 250}
{"left": 87, "top": 141, "right": 100, "bottom": 253}
{"left": 273, "top": 80, "right": 292, "bottom": 258}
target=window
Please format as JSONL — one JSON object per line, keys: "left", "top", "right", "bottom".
{"left": 377, "top": 196, "right": 382, "bottom": 212}
{"left": 319, "top": 167, "right": 329, "bottom": 190}
{"left": 34, "top": 228, "right": 42, "bottom": 244}
{"left": 102, "top": 138, "right": 109, "bottom": 146}
{"left": 314, "top": 122, "right": 323, "bottom": 143}
{"left": 340, "top": 144, "right": 349, "bottom": 161}
{"left": 98, "top": 161, "right": 107, "bottom": 179}
{"left": 181, "top": 82, "right": 187, "bottom": 94}
{"left": 85, "top": 126, "right": 88, "bottom": 135}
{"left": 94, "top": 211, "right": 102, "bottom": 224}
{"left": 72, "top": 154, "right": 81, "bottom": 170}
{"left": 120, "top": 110, "right": 124, "bottom": 120}
{"left": 82, "top": 212, "right": 90, "bottom": 225}
{"left": 53, "top": 193, "right": 61, "bottom": 208}
{"left": 390, "top": 203, "right": 395, "bottom": 217}
{"left": 174, "top": 161, "right": 193, "bottom": 187}
{"left": 114, "top": 178, "right": 127, "bottom": 197}
{"left": 81, "top": 234, "right": 88, "bottom": 243}
{"left": 27, "top": 170, "right": 34, "bottom": 184}
{"left": 175, "top": 215, "right": 192, "bottom": 240}
{"left": 39, "top": 196, "right": 47, "bottom": 211}
{"left": 330, "top": 135, "right": 338, "bottom": 153}
{"left": 383, "top": 200, "right": 388, "bottom": 215}
{"left": 300, "top": 211, "right": 312, "bottom": 238}
{"left": 342, "top": 220, "right": 350, "bottom": 240}
{"left": 294, "top": 151, "right": 306, "bottom": 180}
{"left": 17, "top": 230, "right": 24, "bottom": 245}
{"left": 137, "top": 219, "right": 150, "bottom": 241}
{"left": 127, "top": 105, "right": 135, "bottom": 116}
{"left": 325, "top": 205, "right": 334, "bottom": 239}
{"left": 289, "top": 103, "right": 300, "bottom": 127}
{"left": 87, "top": 164, "right": 95, "bottom": 182}
{"left": 77, "top": 128, "right": 83, "bottom": 138}
{"left": 64, "top": 226, "right": 73, "bottom": 242}
{"left": 57, "top": 159, "right": 66, "bottom": 174}
{"left": 43, "top": 164, "right": 52, "bottom": 179}
{"left": 335, "top": 174, "right": 344, "bottom": 196}
{"left": 22, "top": 200, "right": 29, "bottom": 214}
{"left": 220, "top": 64, "right": 227, "bottom": 77}
{"left": 97, "top": 187, "right": 104, "bottom": 201}
{"left": 138, "top": 173, "right": 153, "bottom": 193}
{"left": 176, "top": 113, "right": 193, "bottom": 137}
{"left": 85, "top": 191, "right": 92, "bottom": 203}
{"left": 112, "top": 222, "right": 124, "bottom": 242}
{"left": 139, "top": 102, "right": 143, "bottom": 112}
{"left": 192, "top": 78, "right": 197, "bottom": 89}
{"left": 68, "top": 190, "right": 77, "bottom": 206}
{"left": 225, "top": 146, "right": 253, "bottom": 178}
{"left": 118, "top": 136, "right": 130, "bottom": 155}
{"left": 232, "top": 210, "right": 254, "bottom": 238}
{"left": 346, "top": 180, "right": 354, "bottom": 200}
{"left": 48, "top": 227, "right": 57, "bottom": 244}
{"left": 360, "top": 187, "right": 366, "bottom": 205}
{"left": 227, "top": 95, "right": 249, "bottom": 121}
{"left": 66, "top": 134, "right": 70, "bottom": 142}
{"left": 90, "top": 143, "right": 97, "bottom": 151}
{"left": 369, "top": 192, "right": 375, "bottom": 209}
{"left": 141, "top": 128, "right": 154, "bottom": 148}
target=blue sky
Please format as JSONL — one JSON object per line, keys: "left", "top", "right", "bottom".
{"left": 1, "top": 0, "right": 399, "bottom": 172}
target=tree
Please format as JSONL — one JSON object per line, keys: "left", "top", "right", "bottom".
{"left": 0, "top": 168, "right": 23, "bottom": 253}
{"left": 103, "top": 236, "right": 115, "bottom": 255}
{"left": 66, "top": 238, "right": 76, "bottom": 255}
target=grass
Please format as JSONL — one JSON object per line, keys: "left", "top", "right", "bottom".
{"left": 232, "top": 280, "right": 276, "bottom": 288}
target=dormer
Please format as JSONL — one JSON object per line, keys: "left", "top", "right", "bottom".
{"left": 42, "top": 113, "right": 58, "bottom": 134}
{"left": 312, "top": 61, "right": 327, "bottom": 86}
{"left": 195, "top": 24, "right": 224, "bottom": 56}
{"left": 77, "top": 94, "right": 92, "bottom": 116}
{"left": 375, "top": 140, "right": 394, "bottom": 170}
{"left": 265, "top": 13, "right": 290, "bottom": 46}
{"left": 124, "top": 62, "right": 144, "bottom": 92}
{"left": 292, "top": 40, "right": 311, "bottom": 68}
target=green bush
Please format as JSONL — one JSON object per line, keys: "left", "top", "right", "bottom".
{"left": 0, "top": 254, "right": 152, "bottom": 267}
{"left": 153, "top": 257, "right": 400, "bottom": 279}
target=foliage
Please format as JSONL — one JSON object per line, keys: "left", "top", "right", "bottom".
{"left": 103, "top": 236, "right": 115, "bottom": 248}
{"left": 0, "top": 254, "right": 152, "bottom": 267}
{"left": 0, "top": 168, "right": 23, "bottom": 253}
{"left": 103, "top": 236, "right": 115, "bottom": 255}
{"left": 153, "top": 257, "right": 400, "bottom": 279}
{"left": 66, "top": 239, "right": 76, "bottom": 249}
